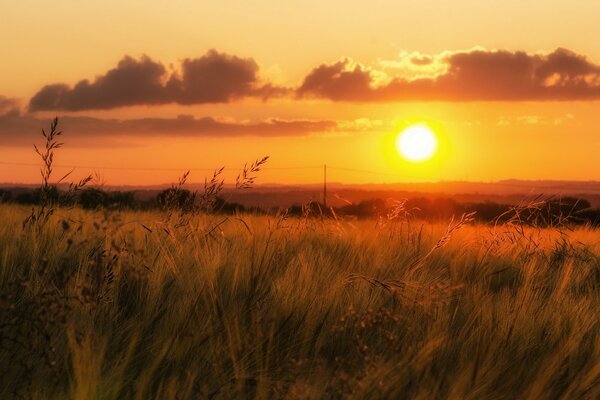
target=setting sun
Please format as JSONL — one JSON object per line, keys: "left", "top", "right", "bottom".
{"left": 396, "top": 125, "right": 438, "bottom": 162}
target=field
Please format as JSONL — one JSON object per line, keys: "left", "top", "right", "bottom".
{"left": 0, "top": 203, "right": 599, "bottom": 399}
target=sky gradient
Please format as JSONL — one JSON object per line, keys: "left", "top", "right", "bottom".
{"left": 2, "top": 1, "right": 600, "bottom": 185}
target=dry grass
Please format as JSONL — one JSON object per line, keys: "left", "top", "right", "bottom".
{"left": 0, "top": 203, "right": 598, "bottom": 399}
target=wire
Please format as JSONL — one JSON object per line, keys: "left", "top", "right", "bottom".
{"left": 327, "top": 166, "right": 405, "bottom": 178}
{"left": 2, "top": 160, "right": 600, "bottom": 192}
{"left": 0, "top": 161, "right": 323, "bottom": 172}
{"left": 0, "top": 161, "right": 40, "bottom": 167}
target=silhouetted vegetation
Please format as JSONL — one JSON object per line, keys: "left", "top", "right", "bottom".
{"left": 156, "top": 187, "right": 195, "bottom": 211}
{"left": 283, "top": 196, "right": 600, "bottom": 227}
{"left": 0, "top": 189, "right": 12, "bottom": 203}
{"left": 4, "top": 185, "right": 600, "bottom": 226}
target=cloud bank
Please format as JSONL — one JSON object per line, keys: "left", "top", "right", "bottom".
{"left": 298, "top": 48, "right": 600, "bottom": 101}
{"left": 24, "top": 47, "right": 600, "bottom": 112}
{"left": 0, "top": 105, "right": 344, "bottom": 146}
{"left": 29, "top": 50, "right": 287, "bottom": 111}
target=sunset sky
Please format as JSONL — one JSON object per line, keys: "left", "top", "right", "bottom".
{"left": 2, "top": 0, "right": 600, "bottom": 185}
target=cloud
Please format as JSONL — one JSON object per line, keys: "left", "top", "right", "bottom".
{"left": 166, "top": 50, "right": 286, "bottom": 103}
{"left": 0, "top": 96, "right": 21, "bottom": 117}
{"left": 496, "top": 113, "right": 577, "bottom": 126}
{"left": 27, "top": 47, "right": 600, "bottom": 109}
{"left": 29, "top": 50, "right": 287, "bottom": 111}
{"left": 296, "top": 60, "right": 374, "bottom": 101}
{"left": 298, "top": 48, "right": 600, "bottom": 101}
{"left": 29, "top": 56, "right": 169, "bottom": 111}
{"left": 0, "top": 112, "right": 340, "bottom": 146}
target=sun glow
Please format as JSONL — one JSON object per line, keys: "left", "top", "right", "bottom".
{"left": 396, "top": 125, "right": 438, "bottom": 162}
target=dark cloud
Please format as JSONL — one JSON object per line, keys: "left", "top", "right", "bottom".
{"left": 30, "top": 56, "right": 168, "bottom": 111}
{"left": 26, "top": 48, "right": 600, "bottom": 109}
{"left": 29, "top": 50, "right": 287, "bottom": 111}
{"left": 167, "top": 50, "right": 266, "bottom": 103}
{"left": 0, "top": 112, "right": 338, "bottom": 146}
{"left": 296, "top": 61, "right": 373, "bottom": 101}
{"left": 298, "top": 48, "right": 600, "bottom": 101}
{"left": 0, "top": 96, "right": 21, "bottom": 117}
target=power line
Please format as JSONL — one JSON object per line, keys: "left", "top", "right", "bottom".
{"left": 3, "top": 160, "right": 600, "bottom": 192}
{"left": 0, "top": 160, "right": 402, "bottom": 178}
{"left": 0, "top": 161, "right": 213, "bottom": 172}
{"left": 0, "top": 160, "right": 407, "bottom": 183}
{"left": 0, "top": 161, "right": 42, "bottom": 167}
{"left": 0, "top": 161, "right": 322, "bottom": 172}
{"left": 328, "top": 166, "right": 405, "bottom": 179}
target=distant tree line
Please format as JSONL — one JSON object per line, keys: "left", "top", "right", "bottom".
{"left": 0, "top": 187, "right": 258, "bottom": 215}
{"left": 0, "top": 187, "right": 139, "bottom": 210}
{"left": 287, "top": 196, "right": 600, "bottom": 226}
{"left": 2, "top": 186, "right": 600, "bottom": 226}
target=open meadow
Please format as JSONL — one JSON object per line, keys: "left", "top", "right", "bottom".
{"left": 0, "top": 203, "right": 598, "bottom": 399}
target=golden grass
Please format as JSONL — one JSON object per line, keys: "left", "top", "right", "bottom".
{"left": 0, "top": 204, "right": 598, "bottom": 399}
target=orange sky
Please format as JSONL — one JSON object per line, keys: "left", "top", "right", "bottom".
{"left": 2, "top": 1, "right": 600, "bottom": 185}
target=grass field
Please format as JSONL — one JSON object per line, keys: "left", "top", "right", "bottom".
{"left": 0, "top": 203, "right": 599, "bottom": 399}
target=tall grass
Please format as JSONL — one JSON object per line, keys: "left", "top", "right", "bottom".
{"left": 0, "top": 203, "right": 598, "bottom": 399}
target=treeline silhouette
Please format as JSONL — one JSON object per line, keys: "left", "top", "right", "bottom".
{"left": 2, "top": 186, "right": 600, "bottom": 226}
{"left": 288, "top": 197, "right": 600, "bottom": 226}
{"left": 0, "top": 187, "right": 255, "bottom": 214}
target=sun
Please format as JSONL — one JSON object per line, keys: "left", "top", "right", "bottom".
{"left": 396, "top": 125, "right": 438, "bottom": 162}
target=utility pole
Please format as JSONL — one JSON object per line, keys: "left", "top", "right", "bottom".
{"left": 323, "top": 164, "right": 327, "bottom": 209}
